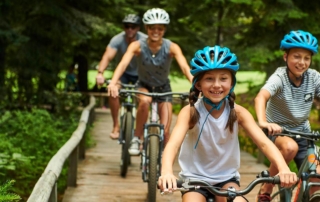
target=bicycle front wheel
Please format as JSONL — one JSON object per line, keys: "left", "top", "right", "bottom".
{"left": 120, "top": 111, "right": 133, "bottom": 177}
{"left": 271, "top": 185, "right": 285, "bottom": 202}
{"left": 147, "top": 131, "right": 159, "bottom": 202}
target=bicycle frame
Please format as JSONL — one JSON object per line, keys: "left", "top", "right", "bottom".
{"left": 141, "top": 100, "right": 164, "bottom": 181}
{"left": 111, "top": 81, "right": 136, "bottom": 177}
{"left": 118, "top": 86, "right": 136, "bottom": 144}
{"left": 118, "top": 89, "right": 188, "bottom": 202}
{"left": 270, "top": 128, "right": 320, "bottom": 202}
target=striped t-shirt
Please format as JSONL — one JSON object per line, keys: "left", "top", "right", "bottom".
{"left": 262, "top": 67, "right": 320, "bottom": 131}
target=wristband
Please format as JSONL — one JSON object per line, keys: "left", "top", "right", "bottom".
{"left": 98, "top": 70, "right": 103, "bottom": 74}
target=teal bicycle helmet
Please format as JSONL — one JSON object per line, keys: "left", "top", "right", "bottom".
{"left": 280, "top": 30, "right": 318, "bottom": 54}
{"left": 190, "top": 46, "right": 239, "bottom": 76}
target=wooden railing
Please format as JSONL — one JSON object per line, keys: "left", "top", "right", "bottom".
{"left": 27, "top": 96, "right": 96, "bottom": 202}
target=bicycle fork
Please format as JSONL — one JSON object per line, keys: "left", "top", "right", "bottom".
{"left": 141, "top": 123, "right": 164, "bottom": 182}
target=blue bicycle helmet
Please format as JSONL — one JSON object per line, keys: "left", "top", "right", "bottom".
{"left": 190, "top": 46, "right": 239, "bottom": 76}
{"left": 280, "top": 30, "right": 318, "bottom": 54}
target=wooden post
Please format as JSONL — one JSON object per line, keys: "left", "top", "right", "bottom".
{"left": 48, "top": 182, "right": 57, "bottom": 202}
{"left": 79, "top": 133, "right": 85, "bottom": 160}
{"left": 68, "top": 146, "right": 79, "bottom": 187}
{"left": 100, "top": 96, "right": 104, "bottom": 107}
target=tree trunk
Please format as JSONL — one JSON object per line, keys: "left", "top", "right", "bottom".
{"left": 0, "top": 41, "right": 6, "bottom": 90}
{"left": 74, "top": 55, "right": 88, "bottom": 92}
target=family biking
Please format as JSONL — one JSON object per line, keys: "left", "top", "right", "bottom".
{"left": 98, "top": 7, "right": 320, "bottom": 202}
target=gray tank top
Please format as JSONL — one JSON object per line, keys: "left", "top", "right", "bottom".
{"left": 108, "top": 31, "right": 147, "bottom": 76}
{"left": 137, "top": 38, "right": 173, "bottom": 86}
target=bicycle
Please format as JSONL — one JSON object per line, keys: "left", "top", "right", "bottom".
{"left": 269, "top": 127, "right": 320, "bottom": 201}
{"left": 106, "top": 80, "right": 137, "bottom": 177}
{"left": 118, "top": 89, "right": 189, "bottom": 202}
{"left": 160, "top": 170, "right": 280, "bottom": 202}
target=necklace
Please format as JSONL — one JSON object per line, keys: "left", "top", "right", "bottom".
{"left": 147, "top": 38, "right": 162, "bottom": 58}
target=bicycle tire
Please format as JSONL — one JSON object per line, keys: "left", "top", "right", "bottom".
{"left": 147, "top": 132, "right": 159, "bottom": 202}
{"left": 120, "top": 112, "right": 133, "bottom": 177}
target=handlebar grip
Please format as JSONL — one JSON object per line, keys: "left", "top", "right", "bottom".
{"left": 177, "top": 179, "right": 184, "bottom": 188}
{"left": 273, "top": 176, "right": 281, "bottom": 184}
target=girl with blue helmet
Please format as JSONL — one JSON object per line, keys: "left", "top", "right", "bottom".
{"left": 158, "top": 45, "right": 297, "bottom": 202}
{"left": 255, "top": 30, "right": 320, "bottom": 202}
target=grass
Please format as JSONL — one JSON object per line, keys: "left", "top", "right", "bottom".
{"left": 86, "top": 70, "right": 266, "bottom": 94}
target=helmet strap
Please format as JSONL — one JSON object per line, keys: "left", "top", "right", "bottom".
{"left": 194, "top": 94, "right": 231, "bottom": 149}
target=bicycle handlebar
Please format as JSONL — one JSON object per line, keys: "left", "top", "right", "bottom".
{"left": 161, "top": 171, "right": 280, "bottom": 198}
{"left": 119, "top": 89, "right": 189, "bottom": 100}
{"left": 275, "top": 127, "right": 320, "bottom": 140}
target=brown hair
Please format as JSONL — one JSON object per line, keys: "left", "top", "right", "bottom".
{"left": 188, "top": 71, "right": 238, "bottom": 132}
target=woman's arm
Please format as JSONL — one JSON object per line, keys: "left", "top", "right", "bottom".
{"left": 170, "top": 42, "right": 193, "bottom": 83}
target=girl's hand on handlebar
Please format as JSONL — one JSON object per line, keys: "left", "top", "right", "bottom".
{"left": 107, "top": 83, "right": 119, "bottom": 98}
{"left": 276, "top": 170, "right": 298, "bottom": 188}
{"left": 158, "top": 174, "right": 177, "bottom": 194}
{"left": 259, "top": 122, "right": 282, "bottom": 135}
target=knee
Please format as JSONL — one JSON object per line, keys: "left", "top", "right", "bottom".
{"left": 138, "top": 99, "right": 150, "bottom": 109}
{"left": 279, "top": 141, "right": 298, "bottom": 160}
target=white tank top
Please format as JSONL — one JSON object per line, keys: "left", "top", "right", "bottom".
{"left": 178, "top": 98, "right": 240, "bottom": 184}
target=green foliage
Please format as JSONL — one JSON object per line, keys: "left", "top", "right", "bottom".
{"left": 43, "top": 90, "right": 86, "bottom": 117}
{"left": 2, "top": 0, "right": 320, "bottom": 105}
{"left": 0, "top": 109, "right": 80, "bottom": 199}
{"left": 0, "top": 180, "right": 21, "bottom": 202}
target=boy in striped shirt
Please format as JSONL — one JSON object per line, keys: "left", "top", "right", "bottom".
{"left": 255, "top": 30, "right": 320, "bottom": 202}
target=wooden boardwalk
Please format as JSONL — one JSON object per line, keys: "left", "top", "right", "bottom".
{"left": 62, "top": 108, "right": 269, "bottom": 202}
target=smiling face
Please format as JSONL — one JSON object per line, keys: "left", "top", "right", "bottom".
{"left": 195, "top": 69, "right": 233, "bottom": 104}
{"left": 284, "top": 48, "right": 312, "bottom": 80}
{"left": 123, "top": 23, "right": 139, "bottom": 39}
{"left": 146, "top": 24, "right": 166, "bottom": 42}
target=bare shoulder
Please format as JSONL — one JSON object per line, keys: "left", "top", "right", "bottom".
{"left": 128, "top": 41, "right": 141, "bottom": 55}
{"left": 169, "top": 42, "right": 182, "bottom": 54}
{"left": 178, "top": 104, "right": 191, "bottom": 117}
{"left": 234, "top": 103, "right": 254, "bottom": 124}
{"left": 174, "top": 104, "right": 192, "bottom": 130}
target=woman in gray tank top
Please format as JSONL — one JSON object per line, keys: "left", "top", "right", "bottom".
{"left": 108, "top": 8, "right": 193, "bottom": 155}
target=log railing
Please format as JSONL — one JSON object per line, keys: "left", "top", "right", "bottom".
{"left": 27, "top": 96, "right": 96, "bottom": 202}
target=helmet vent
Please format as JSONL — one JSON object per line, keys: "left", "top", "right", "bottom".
{"left": 194, "top": 59, "right": 204, "bottom": 67}
{"left": 209, "top": 50, "right": 214, "bottom": 62}
{"left": 222, "top": 56, "right": 231, "bottom": 64}
{"left": 200, "top": 53, "right": 206, "bottom": 61}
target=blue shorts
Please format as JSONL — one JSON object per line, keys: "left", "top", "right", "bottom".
{"left": 181, "top": 177, "right": 240, "bottom": 200}
{"left": 120, "top": 72, "right": 138, "bottom": 84}
{"left": 266, "top": 130, "right": 307, "bottom": 169}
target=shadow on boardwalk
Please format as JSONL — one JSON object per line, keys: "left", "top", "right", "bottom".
{"left": 62, "top": 108, "right": 268, "bottom": 202}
